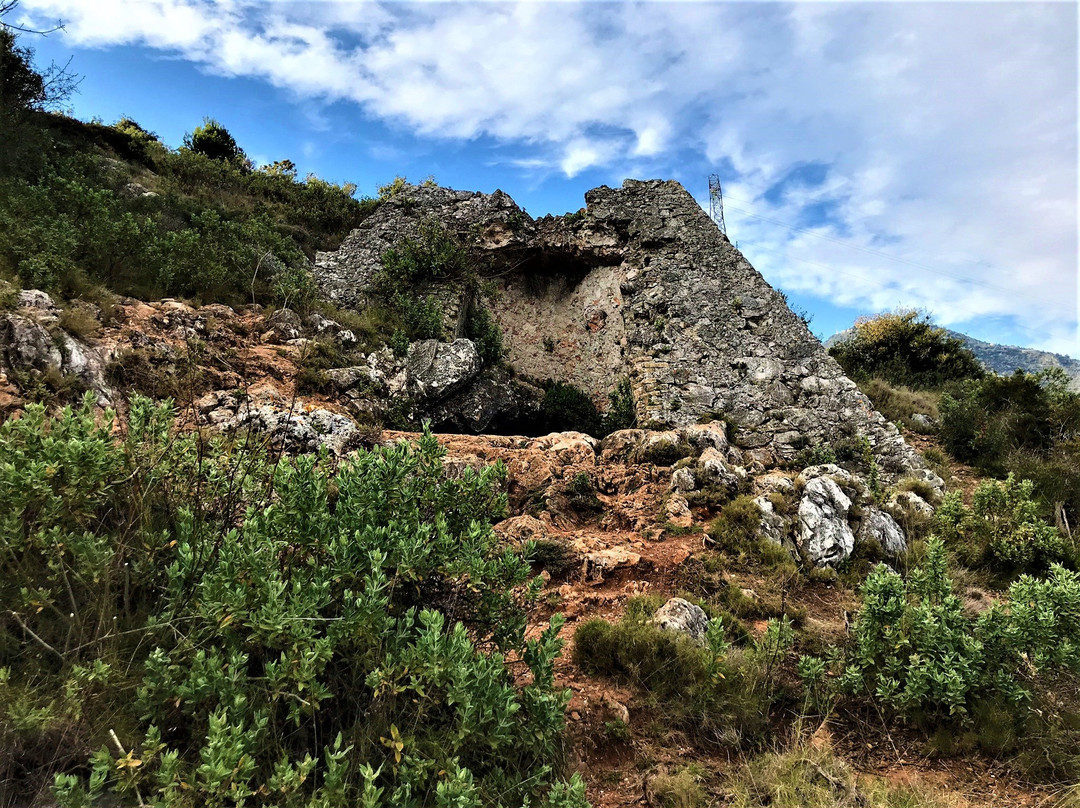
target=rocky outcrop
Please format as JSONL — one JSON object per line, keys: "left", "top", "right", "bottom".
{"left": 314, "top": 179, "right": 931, "bottom": 479}
{"left": 0, "top": 291, "right": 113, "bottom": 405}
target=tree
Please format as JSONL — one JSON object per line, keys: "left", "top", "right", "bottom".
{"left": 0, "top": 1, "right": 79, "bottom": 113}
{"left": 183, "top": 116, "right": 248, "bottom": 164}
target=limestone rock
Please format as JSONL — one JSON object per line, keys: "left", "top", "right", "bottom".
{"left": 697, "top": 447, "right": 746, "bottom": 495}
{"left": 405, "top": 339, "right": 481, "bottom": 403}
{"left": 754, "top": 494, "right": 789, "bottom": 547}
{"left": 665, "top": 494, "right": 693, "bottom": 528}
{"left": 17, "top": 289, "right": 60, "bottom": 320}
{"left": 799, "top": 464, "right": 855, "bottom": 486}
{"left": 494, "top": 515, "right": 548, "bottom": 545}
{"left": 649, "top": 597, "right": 709, "bottom": 643}
{"left": 888, "top": 490, "right": 936, "bottom": 520}
{"left": 858, "top": 508, "right": 907, "bottom": 557}
{"left": 600, "top": 429, "right": 648, "bottom": 462}
{"left": 313, "top": 178, "right": 934, "bottom": 480}
{"left": 798, "top": 476, "right": 855, "bottom": 567}
{"left": 424, "top": 366, "right": 543, "bottom": 433}
{"left": 670, "top": 466, "right": 697, "bottom": 494}
{"left": 265, "top": 308, "right": 302, "bottom": 343}
{"left": 0, "top": 313, "right": 62, "bottom": 370}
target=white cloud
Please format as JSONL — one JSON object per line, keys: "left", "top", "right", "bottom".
{"left": 19, "top": 0, "right": 1078, "bottom": 354}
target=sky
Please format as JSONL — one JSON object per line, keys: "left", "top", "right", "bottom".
{"left": 14, "top": 0, "right": 1080, "bottom": 357}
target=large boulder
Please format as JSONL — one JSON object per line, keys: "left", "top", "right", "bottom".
{"left": 798, "top": 476, "right": 855, "bottom": 567}
{"left": 406, "top": 339, "right": 482, "bottom": 403}
{"left": 649, "top": 597, "right": 709, "bottom": 643}
{"left": 753, "top": 494, "right": 790, "bottom": 547}
{"left": 858, "top": 508, "right": 907, "bottom": 557}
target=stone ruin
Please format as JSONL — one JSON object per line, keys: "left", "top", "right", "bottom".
{"left": 314, "top": 179, "right": 926, "bottom": 478}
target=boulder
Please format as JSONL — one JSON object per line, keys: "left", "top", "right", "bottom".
{"left": 697, "top": 447, "right": 746, "bottom": 495}
{"left": 670, "top": 466, "right": 697, "bottom": 494}
{"left": 405, "top": 339, "right": 481, "bottom": 403}
{"left": 424, "top": 366, "right": 543, "bottom": 433}
{"left": 649, "top": 597, "right": 709, "bottom": 643}
{"left": 858, "top": 508, "right": 907, "bottom": 557}
{"left": 264, "top": 308, "right": 302, "bottom": 342}
{"left": 798, "top": 476, "right": 855, "bottom": 567}
{"left": 599, "top": 429, "right": 648, "bottom": 462}
{"left": 17, "top": 289, "right": 60, "bottom": 321}
{"left": 799, "top": 463, "right": 855, "bottom": 486}
{"left": 494, "top": 515, "right": 548, "bottom": 545}
{"left": 224, "top": 404, "right": 362, "bottom": 456}
{"left": 665, "top": 494, "right": 693, "bottom": 528}
{"left": 889, "top": 490, "right": 936, "bottom": 520}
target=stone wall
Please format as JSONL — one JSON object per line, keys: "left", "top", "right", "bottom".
{"left": 313, "top": 179, "right": 926, "bottom": 476}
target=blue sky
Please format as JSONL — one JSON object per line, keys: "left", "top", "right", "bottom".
{"left": 17, "top": 0, "right": 1079, "bottom": 356}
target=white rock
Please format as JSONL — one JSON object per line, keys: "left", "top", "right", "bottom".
{"left": 798, "top": 476, "right": 855, "bottom": 567}
{"left": 649, "top": 597, "right": 709, "bottom": 643}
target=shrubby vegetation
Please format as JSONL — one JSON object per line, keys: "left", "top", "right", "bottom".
{"left": 0, "top": 19, "right": 374, "bottom": 308}
{"left": 0, "top": 396, "right": 585, "bottom": 807}
{"left": 802, "top": 539, "right": 1080, "bottom": 778}
{"left": 573, "top": 597, "right": 793, "bottom": 750}
{"left": 828, "top": 310, "right": 983, "bottom": 389}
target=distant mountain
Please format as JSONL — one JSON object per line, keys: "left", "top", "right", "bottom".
{"left": 825, "top": 327, "right": 1080, "bottom": 391}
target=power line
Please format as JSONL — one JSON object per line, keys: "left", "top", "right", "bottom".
{"left": 723, "top": 196, "right": 1077, "bottom": 321}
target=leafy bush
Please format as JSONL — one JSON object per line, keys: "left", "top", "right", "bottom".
{"left": 0, "top": 114, "right": 375, "bottom": 306}
{"left": 829, "top": 311, "right": 983, "bottom": 390}
{"left": 0, "top": 396, "right": 585, "bottom": 807}
{"left": 600, "top": 378, "right": 636, "bottom": 434}
{"left": 706, "top": 496, "right": 762, "bottom": 553}
{"left": 825, "top": 538, "right": 1080, "bottom": 728}
{"left": 183, "top": 117, "right": 248, "bottom": 165}
{"left": 933, "top": 475, "right": 1073, "bottom": 575}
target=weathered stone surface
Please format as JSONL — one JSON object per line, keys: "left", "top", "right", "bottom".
{"left": 670, "top": 466, "right": 697, "bottom": 494}
{"left": 889, "top": 490, "right": 936, "bottom": 520}
{"left": 649, "top": 597, "right": 709, "bottom": 643}
{"left": 665, "top": 493, "right": 693, "bottom": 528}
{"left": 264, "top": 308, "right": 302, "bottom": 342}
{"left": 1, "top": 313, "right": 62, "bottom": 370}
{"left": 424, "top": 366, "right": 543, "bottom": 433}
{"left": 494, "top": 514, "right": 548, "bottom": 544}
{"left": 219, "top": 403, "right": 363, "bottom": 456}
{"left": 799, "top": 464, "right": 855, "bottom": 486}
{"left": 753, "top": 494, "right": 790, "bottom": 547}
{"left": 697, "top": 447, "right": 746, "bottom": 495}
{"left": 405, "top": 339, "right": 482, "bottom": 403}
{"left": 314, "top": 179, "right": 932, "bottom": 477}
{"left": 858, "top": 508, "right": 907, "bottom": 557}
{"left": 798, "top": 476, "right": 855, "bottom": 567}
{"left": 17, "top": 289, "right": 60, "bottom": 320}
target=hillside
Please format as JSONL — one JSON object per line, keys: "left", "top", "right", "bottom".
{"left": 3, "top": 88, "right": 1080, "bottom": 808}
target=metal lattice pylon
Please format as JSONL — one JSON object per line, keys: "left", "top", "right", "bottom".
{"left": 708, "top": 174, "right": 727, "bottom": 236}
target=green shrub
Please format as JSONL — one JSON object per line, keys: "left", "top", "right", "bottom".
{"left": 0, "top": 398, "right": 584, "bottom": 807}
{"left": 824, "top": 537, "right": 1080, "bottom": 729}
{"left": 465, "top": 302, "right": 503, "bottom": 364}
{"left": 182, "top": 117, "right": 247, "bottom": 165}
{"left": 707, "top": 496, "right": 762, "bottom": 553}
{"left": 934, "top": 475, "right": 1073, "bottom": 575}
{"left": 828, "top": 310, "right": 983, "bottom": 389}
{"left": 600, "top": 378, "right": 636, "bottom": 434}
